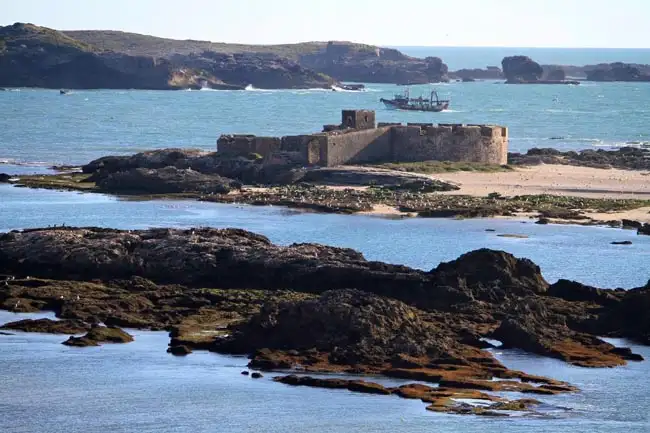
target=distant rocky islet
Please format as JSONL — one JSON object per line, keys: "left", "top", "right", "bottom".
{"left": 0, "top": 22, "right": 648, "bottom": 90}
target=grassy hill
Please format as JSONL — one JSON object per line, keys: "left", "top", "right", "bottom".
{"left": 64, "top": 30, "right": 346, "bottom": 58}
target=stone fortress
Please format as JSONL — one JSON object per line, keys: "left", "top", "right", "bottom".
{"left": 217, "top": 110, "right": 508, "bottom": 167}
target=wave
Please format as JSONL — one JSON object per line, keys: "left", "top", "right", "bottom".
{"left": 0, "top": 157, "right": 64, "bottom": 167}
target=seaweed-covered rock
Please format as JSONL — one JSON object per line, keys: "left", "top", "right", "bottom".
{"left": 62, "top": 325, "right": 133, "bottom": 346}
{"left": 96, "top": 166, "right": 239, "bottom": 194}
{"left": 213, "top": 289, "right": 462, "bottom": 367}
{"left": 0, "top": 318, "right": 89, "bottom": 334}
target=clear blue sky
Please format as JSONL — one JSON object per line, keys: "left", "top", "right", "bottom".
{"left": 3, "top": 0, "right": 649, "bottom": 48}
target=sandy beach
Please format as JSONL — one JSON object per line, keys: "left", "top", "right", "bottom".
{"left": 434, "top": 164, "right": 650, "bottom": 199}
{"left": 358, "top": 164, "right": 650, "bottom": 223}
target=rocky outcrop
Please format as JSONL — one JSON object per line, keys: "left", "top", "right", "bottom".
{"left": 502, "top": 57, "right": 578, "bottom": 84}
{"left": 62, "top": 325, "right": 133, "bottom": 346}
{"left": 449, "top": 67, "right": 503, "bottom": 80}
{"left": 299, "top": 42, "right": 449, "bottom": 84}
{"left": 586, "top": 63, "right": 650, "bottom": 82}
{"left": 0, "top": 23, "right": 334, "bottom": 90}
{"left": 0, "top": 318, "right": 89, "bottom": 334}
{"left": 167, "top": 345, "right": 192, "bottom": 356}
{"left": 545, "top": 67, "right": 566, "bottom": 81}
{"left": 0, "top": 23, "right": 219, "bottom": 90}
{"left": 213, "top": 289, "right": 463, "bottom": 366}
{"left": 502, "top": 56, "right": 543, "bottom": 83}
{"left": 638, "top": 224, "right": 650, "bottom": 236}
{"left": 508, "top": 147, "right": 650, "bottom": 170}
{"left": 1, "top": 227, "right": 648, "bottom": 416}
{"left": 96, "top": 166, "right": 240, "bottom": 195}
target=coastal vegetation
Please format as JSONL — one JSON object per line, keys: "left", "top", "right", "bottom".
{"left": 370, "top": 160, "right": 514, "bottom": 174}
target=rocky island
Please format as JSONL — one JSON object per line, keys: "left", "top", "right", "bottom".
{"left": 0, "top": 23, "right": 449, "bottom": 90}
{"left": 0, "top": 226, "right": 648, "bottom": 416}
{"left": 3, "top": 108, "right": 650, "bottom": 228}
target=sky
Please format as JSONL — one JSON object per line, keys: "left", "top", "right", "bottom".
{"left": 2, "top": 0, "right": 649, "bottom": 48}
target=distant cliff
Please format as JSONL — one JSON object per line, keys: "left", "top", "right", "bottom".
{"left": 67, "top": 31, "right": 450, "bottom": 85}
{"left": 298, "top": 42, "right": 449, "bottom": 84}
{"left": 0, "top": 23, "right": 335, "bottom": 90}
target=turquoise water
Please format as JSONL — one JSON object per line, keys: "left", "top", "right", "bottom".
{"left": 1, "top": 82, "right": 650, "bottom": 166}
{"left": 1, "top": 185, "right": 649, "bottom": 289}
{"left": 395, "top": 47, "right": 650, "bottom": 70}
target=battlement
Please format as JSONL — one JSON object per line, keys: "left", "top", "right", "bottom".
{"left": 216, "top": 110, "right": 508, "bottom": 167}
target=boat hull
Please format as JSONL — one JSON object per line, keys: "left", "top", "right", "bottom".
{"left": 380, "top": 98, "right": 449, "bottom": 112}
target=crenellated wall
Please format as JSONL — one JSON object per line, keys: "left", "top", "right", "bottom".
{"left": 216, "top": 110, "right": 508, "bottom": 166}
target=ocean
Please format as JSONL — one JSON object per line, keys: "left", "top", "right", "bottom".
{"left": 1, "top": 81, "right": 649, "bottom": 168}
{"left": 1, "top": 47, "right": 650, "bottom": 432}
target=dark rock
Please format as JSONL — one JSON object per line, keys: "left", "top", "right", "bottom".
{"left": 299, "top": 42, "right": 449, "bottom": 84}
{"left": 539, "top": 208, "right": 588, "bottom": 220}
{"left": 250, "top": 372, "right": 263, "bottom": 379}
{"left": 0, "top": 331, "right": 14, "bottom": 335}
{"left": 301, "top": 167, "right": 459, "bottom": 192}
{"left": 609, "top": 347, "right": 644, "bottom": 361}
{"left": 547, "top": 279, "right": 622, "bottom": 306}
{"left": 213, "top": 289, "right": 461, "bottom": 367}
{"left": 586, "top": 63, "right": 650, "bottom": 82}
{"left": 0, "top": 173, "right": 11, "bottom": 182}
{"left": 167, "top": 344, "right": 192, "bottom": 356}
{"left": 449, "top": 67, "right": 503, "bottom": 80}
{"left": 638, "top": 224, "right": 650, "bottom": 236}
{"left": 545, "top": 68, "right": 566, "bottom": 81}
{"left": 491, "top": 314, "right": 624, "bottom": 368}
{"left": 430, "top": 249, "right": 549, "bottom": 302}
{"left": 611, "top": 241, "right": 633, "bottom": 245}
{"left": 502, "top": 56, "right": 543, "bottom": 83}
{"left": 600, "top": 285, "right": 650, "bottom": 344}
{"left": 275, "top": 375, "right": 391, "bottom": 394}
{"left": 622, "top": 219, "right": 643, "bottom": 230}
{"left": 0, "top": 318, "right": 90, "bottom": 334}
{"left": 62, "top": 325, "right": 133, "bottom": 347}
{"left": 0, "top": 23, "right": 335, "bottom": 90}
{"left": 241, "top": 370, "right": 249, "bottom": 376}
{"left": 508, "top": 147, "right": 650, "bottom": 171}
{"left": 96, "top": 166, "right": 239, "bottom": 195}
{"left": 535, "top": 218, "right": 550, "bottom": 225}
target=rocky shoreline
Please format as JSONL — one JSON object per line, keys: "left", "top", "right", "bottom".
{"left": 3, "top": 147, "right": 650, "bottom": 230}
{"left": 0, "top": 226, "right": 647, "bottom": 416}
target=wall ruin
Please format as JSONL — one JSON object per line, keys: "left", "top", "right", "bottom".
{"left": 216, "top": 110, "right": 508, "bottom": 167}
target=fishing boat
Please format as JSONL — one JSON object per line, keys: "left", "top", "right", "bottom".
{"left": 380, "top": 89, "right": 450, "bottom": 112}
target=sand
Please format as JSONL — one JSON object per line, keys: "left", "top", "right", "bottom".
{"left": 433, "top": 164, "right": 650, "bottom": 199}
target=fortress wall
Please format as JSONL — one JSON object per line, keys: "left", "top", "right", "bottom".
{"left": 390, "top": 125, "right": 508, "bottom": 165}
{"left": 216, "top": 111, "right": 508, "bottom": 167}
{"left": 217, "top": 135, "right": 282, "bottom": 156}
{"left": 325, "top": 127, "right": 393, "bottom": 166}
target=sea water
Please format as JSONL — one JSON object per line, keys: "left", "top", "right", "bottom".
{"left": 2, "top": 47, "right": 650, "bottom": 432}
{"left": 1, "top": 81, "right": 649, "bottom": 167}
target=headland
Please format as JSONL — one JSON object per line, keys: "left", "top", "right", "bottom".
{"left": 2, "top": 23, "right": 649, "bottom": 90}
